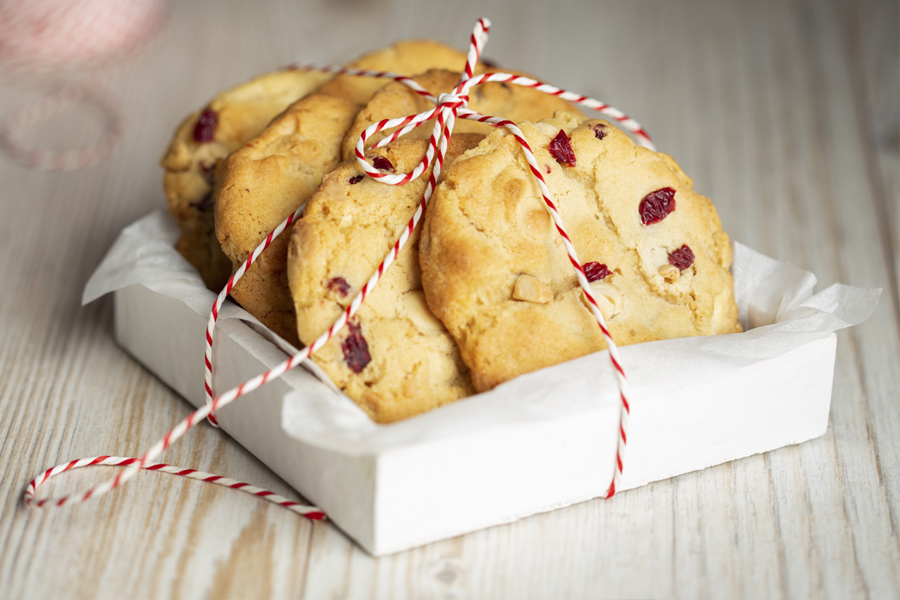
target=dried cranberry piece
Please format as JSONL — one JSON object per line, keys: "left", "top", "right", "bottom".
{"left": 583, "top": 262, "right": 611, "bottom": 282}
{"left": 348, "top": 174, "right": 365, "bottom": 185}
{"left": 193, "top": 109, "right": 218, "bottom": 143}
{"left": 341, "top": 321, "right": 371, "bottom": 373}
{"left": 190, "top": 191, "right": 214, "bottom": 212}
{"left": 372, "top": 156, "right": 394, "bottom": 172}
{"left": 668, "top": 245, "right": 695, "bottom": 270}
{"left": 548, "top": 130, "right": 576, "bottom": 167}
{"left": 327, "top": 276, "right": 350, "bottom": 296}
{"left": 593, "top": 124, "right": 607, "bottom": 140}
{"left": 639, "top": 187, "right": 676, "bottom": 225}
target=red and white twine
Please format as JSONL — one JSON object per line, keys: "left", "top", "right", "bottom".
{"left": 26, "top": 18, "right": 652, "bottom": 517}
{"left": 24, "top": 456, "right": 324, "bottom": 519}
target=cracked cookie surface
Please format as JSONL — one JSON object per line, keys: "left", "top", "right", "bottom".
{"left": 288, "top": 136, "right": 482, "bottom": 423}
{"left": 420, "top": 112, "right": 741, "bottom": 392}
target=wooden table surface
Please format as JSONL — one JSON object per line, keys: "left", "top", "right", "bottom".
{"left": 1, "top": 0, "right": 897, "bottom": 598}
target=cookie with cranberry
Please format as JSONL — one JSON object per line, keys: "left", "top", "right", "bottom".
{"left": 420, "top": 112, "right": 741, "bottom": 392}
{"left": 341, "top": 68, "right": 582, "bottom": 160}
{"left": 215, "top": 41, "right": 471, "bottom": 345}
{"left": 288, "top": 135, "right": 482, "bottom": 423}
{"left": 161, "top": 68, "right": 334, "bottom": 290}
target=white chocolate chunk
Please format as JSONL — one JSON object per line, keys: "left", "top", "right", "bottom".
{"left": 588, "top": 281, "right": 624, "bottom": 320}
{"left": 534, "top": 122, "right": 558, "bottom": 138}
{"left": 513, "top": 274, "right": 554, "bottom": 304}
{"left": 658, "top": 263, "right": 680, "bottom": 283}
{"left": 517, "top": 196, "right": 554, "bottom": 241}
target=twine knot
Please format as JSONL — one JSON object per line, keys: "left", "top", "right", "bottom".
{"left": 436, "top": 91, "right": 469, "bottom": 111}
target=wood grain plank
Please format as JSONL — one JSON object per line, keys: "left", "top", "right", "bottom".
{"left": 850, "top": 0, "right": 900, "bottom": 240}
{"left": 847, "top": 0, "right": 900, "bottom": 343}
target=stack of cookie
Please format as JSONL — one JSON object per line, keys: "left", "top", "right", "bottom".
{"left": 162, "top": 40, "right": 741, "bottom": 424}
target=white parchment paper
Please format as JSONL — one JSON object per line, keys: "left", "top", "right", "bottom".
{"left": 85, "top": 211, "right": 881, "bottom": 456}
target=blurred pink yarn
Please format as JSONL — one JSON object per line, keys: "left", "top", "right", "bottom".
{"left": 0, "top": 0, "right": 167, "bottom": 169}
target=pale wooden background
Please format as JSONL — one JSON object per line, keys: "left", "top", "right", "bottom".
{"left": 1, "top": 0, "right": 898, "bottom": 598}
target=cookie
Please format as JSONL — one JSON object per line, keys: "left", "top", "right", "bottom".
{"left": 215, "top": 92, "right": 360, "bottom": 345}
{"left": 215, "top": 41, "right": 472, "bottom": 345}
{"left": 420, "top": 112, "right": 742, "bottom": 392}
{"left": 161, "top": 68, "right": 334, "bottom": 290}
{"left": 288, "top": 135, "right": 483, "bottom": 423}
{"left": 341, "top": 68, "right": 582, "bottom": 161}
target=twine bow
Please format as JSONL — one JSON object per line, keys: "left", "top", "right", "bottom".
{"left": 27, "top": 17, "right": 655, "bottom": 515}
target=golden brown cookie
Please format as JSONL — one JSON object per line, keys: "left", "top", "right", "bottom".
{"left": 214, "top": 41, "right": 471, "bottom": 344}
{"left": 420, "top": 113, "right": 741, "bottom": 392}
{"left": 215, "top": 92, "right": 360, "bottom": 345}
{"left": 317, "top": 40, "right": 477, "bottom": 105}
{"left": 341, "top": 68, "right": 582, "bottom": 161}
{"left": 161, "top": 68, "right": 333, "bottom": 290}
{"left": 288, "top": 135, "right": 482, "bottom": 423}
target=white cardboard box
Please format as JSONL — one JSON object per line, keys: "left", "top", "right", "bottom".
{"left": 90, "top": 212, "right": 877, "bottom": 556}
